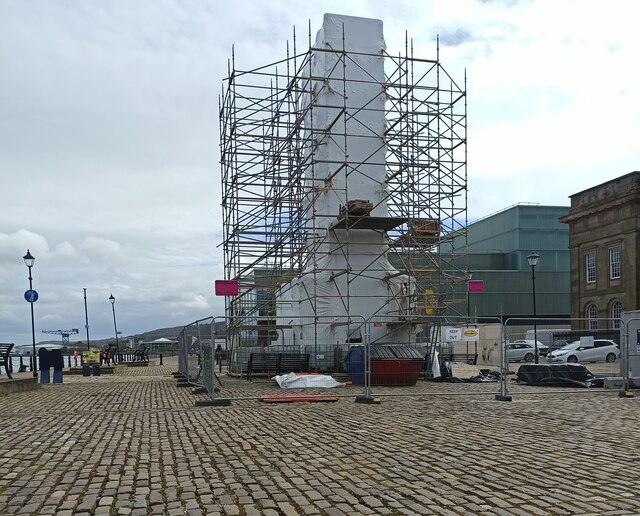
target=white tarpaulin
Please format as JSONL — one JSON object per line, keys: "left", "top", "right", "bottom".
{"left": 274, "top": 14, "right": 415, "bottom": 347}
{"left": 431, "top": 349, "right": 441, "bottom": 379}
{"left": 272, "top": 373, "right": 345, "bottom": 389}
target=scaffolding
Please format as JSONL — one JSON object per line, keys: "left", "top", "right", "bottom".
{"left": 220, "top": 18, "right": 468, "bottom": 353}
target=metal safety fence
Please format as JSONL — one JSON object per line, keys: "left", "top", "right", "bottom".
{"left": 174, "top": 313, "right": 637, "bottom": 404}
{"left": 177, "top": 316, "right": 215, "bottom": 390}
{"left": 359, "top": 315, "right": 505, "bottom": 400}
{"left": 499, "top": 316, "right": 626, "bottom": 400}
{"left": 185, "top": 314, "right": 511, "bottom": 403}
{"left": 224, "top": 315, "right": 367, "bottom": 394}
{"left": 617, "top": 315, "right": 640, "bottom": 394}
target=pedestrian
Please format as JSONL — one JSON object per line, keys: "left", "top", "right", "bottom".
{"left": 101, "top": 344, "right": 110, "bottom": 365}
{"left": 215, "top": 344, "right": 222, "bottom": 365}
{"left": 73, "top": 350, "right": 78, "bottom": 367}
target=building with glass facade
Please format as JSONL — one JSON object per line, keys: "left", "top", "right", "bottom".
{"left": 453, "top": 204, "right": 570, "bottom": 321}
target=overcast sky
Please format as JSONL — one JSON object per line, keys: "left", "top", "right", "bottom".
{"left": 1, "top": 0, "right": 639, "bottom": 346}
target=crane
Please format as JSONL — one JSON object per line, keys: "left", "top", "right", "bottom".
{"left": 42, "top": 328, "right": 79, "bottom": 346}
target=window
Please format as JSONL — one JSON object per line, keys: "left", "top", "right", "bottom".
{"left": 611, "top": 301, "right": 623, "bottom": 328}
{"left": 609, "top": 246, "right": 621, "bottom": 279}
{"left": 585, "top": 252, "right": 596, "bottom": 283}
{"left": 587, "top": 304, "right": 598, "bottom": 330}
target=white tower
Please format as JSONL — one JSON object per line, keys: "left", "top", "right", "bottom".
{"left": 277, "top": 14, "right": 415, "bottom": 346}
{"left": 220, "top": 13, "right": 468, "bottom": 364}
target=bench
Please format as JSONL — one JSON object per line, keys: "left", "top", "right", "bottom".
{"left": 134, "top": 347, "right": 149, "bottom": 362}
{"left": 247, "top": 352, "right": 310, "bottom": 381}
{"left": 0, "top": 343, "right": 14, "bottom": 379}
{"left": 442, "top": 353, "right": 478, "bottom": 365}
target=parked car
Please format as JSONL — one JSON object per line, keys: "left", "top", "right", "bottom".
{"left": 505, "top": 340, "right": 549, "bottom": 362}
{"left": 513, "top": 339, "right": 549, "bottom": 356}
{"left": 546, "top": 339, "right": 620, "bottom": 363}
{"left": 545, "top": 341, "right": 580, "bottom": 362}
{"left": 546, "top": 339, "right": 570, "bottom": 355}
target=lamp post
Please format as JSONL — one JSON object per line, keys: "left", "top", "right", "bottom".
{"left": 466, "top": 269, "right": 473, "bottom": 322}
{"left": 527, "top": 251, "right": 540, "bottom": 364}
{"left": 84, "top": 288, "right": 90, "bottom": 350}
{"left": 109, "top": 294, "right": 119, "bottom": 363}
{"left": 23, "top": 250, "right": 37, "bottom": 377}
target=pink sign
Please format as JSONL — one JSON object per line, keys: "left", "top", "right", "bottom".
{"left": 215, "top": 280, "right": 239, "bottom": 296}
{"left": 467, "top": 280, "right": 485, "bottom": 293}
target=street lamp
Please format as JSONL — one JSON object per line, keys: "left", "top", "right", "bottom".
{"left": 109, "top": 294, "right": 119, "bottom": 363}
{"left": 527, "top": 251, "right": 540, "bottom": 364}
{"left": 23, "top": 250, "right": 37, "bottom": 377}
{"left": 83, "top": 288, "right": 90, "bottom": 350}
{"left": 466, "top": 269, "right": 473, "bottom": 321}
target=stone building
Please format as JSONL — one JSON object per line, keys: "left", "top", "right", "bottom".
{"left": 560, "top": 171, "right": 640, "bottom": 329}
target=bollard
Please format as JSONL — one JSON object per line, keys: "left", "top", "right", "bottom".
{"left": 160, "top": 354, "right": 163, "bottom": 365}
{"left": 40, "top": 368, "right": 51, "bottom": 384}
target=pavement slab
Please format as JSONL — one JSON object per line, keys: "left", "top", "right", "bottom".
{"left": 0, "top": 357, "right": 638, "bottom": 514}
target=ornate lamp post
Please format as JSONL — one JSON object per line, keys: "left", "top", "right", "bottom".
{"left": 23, "top": 250, "right": 37, "bottom": 377}
{"left": 109, "top": 294, "right": 119, "bottom": 363}
{"left": 527, "top": 251, "right": 540, "bottom": 364}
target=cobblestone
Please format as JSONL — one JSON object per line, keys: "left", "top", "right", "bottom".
{"left": 0, "top": 358, "right": 638, "bottom": 514}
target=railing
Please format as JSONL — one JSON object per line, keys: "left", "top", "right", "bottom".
{"left": 1, "top": 350, "right": 172, "bottom": 376}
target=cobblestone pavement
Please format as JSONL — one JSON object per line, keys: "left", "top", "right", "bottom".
{"left": 1, "top": 358, "right": 639, "bottom": 515}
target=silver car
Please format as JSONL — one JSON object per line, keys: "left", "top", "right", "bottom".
{"left": 505, "top": 340, "right": 549, "bottom": 362}
{"left": 546, "top": 339, "right": 620, "bottom": 363}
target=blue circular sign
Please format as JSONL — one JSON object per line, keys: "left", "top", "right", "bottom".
{"left": 24, "top": 289, "right": 38, "bottom": 303}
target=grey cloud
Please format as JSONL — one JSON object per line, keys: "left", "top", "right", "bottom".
{"left": 438, "top": 28, "right": 474, "bottom": 47}
{"left": 475, "top": 0, "right": 532, "bottom": 6}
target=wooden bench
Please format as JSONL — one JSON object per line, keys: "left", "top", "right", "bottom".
{"left": 0, "top": 343, "right": 15, "bottom": 379}
{"left": 442, "top": 353, "right": 478, "bottom": 365}
{"left": 247, "top": 352, "right": 310, "bottom": 381}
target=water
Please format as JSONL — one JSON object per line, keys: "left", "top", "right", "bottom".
{"left": 3, "top": 354, "right": 80, "bottom": 375}
{"left": 5, "top": 355, "right": 38, "bottom": 374}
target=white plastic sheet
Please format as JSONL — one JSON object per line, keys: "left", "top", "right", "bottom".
{"left": 272, "top": 372, "right": 344, "bottom": 389}
{"left": 431, "top": 349, "right": 441, "bottom": 378}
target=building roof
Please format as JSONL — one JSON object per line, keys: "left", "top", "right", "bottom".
{"left": 566, "top": 171, "right": 640, "bottom": 199}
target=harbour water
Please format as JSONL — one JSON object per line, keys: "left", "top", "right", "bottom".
{"left": 3, "top": 354, "right": 83, "bottom": 376}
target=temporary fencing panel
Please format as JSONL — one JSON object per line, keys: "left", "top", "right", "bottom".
{"left": 501, "top": 317, "right": 624, "bottom": 399}
{"left": 175, "top": 313, "right": 628, "bottom": 404}
{"left": 620, "top": 313, "right": 640, "bottom": 392}
{"left": 207, "top": 315, "right": 369, "bottom": 401}
{"left": 177, "top": 329, "right": 188, "bottom": 378}
{"left": 360, "top": 315, "right": 504, "bottom": 399}
{"left": 176, "top": 317, "right": 214, "bottom": 388}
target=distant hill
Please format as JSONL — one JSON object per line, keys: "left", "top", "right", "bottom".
{"left": 60, "top": 322, "right": 226, "bottom": 349}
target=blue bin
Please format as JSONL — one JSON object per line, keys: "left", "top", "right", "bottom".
{"left": 344, "top": 346, "right": 365, "bottom": 385}
{"left": 82, "top": 364, "right": 91, "bottom": 377}
{"left": 92, "top": 364, "right": 101, "bottom": 376}
{"left": 40, "top": 368, "right": 51, "bottom": 384}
